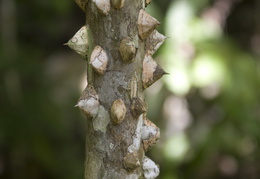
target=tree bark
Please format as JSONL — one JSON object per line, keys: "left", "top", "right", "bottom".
{"left": 68, "top": 0, "right": 166, "bottom": 178}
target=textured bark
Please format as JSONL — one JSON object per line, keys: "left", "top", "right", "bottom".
{"left": 85, "top": 1, "right": 144, "bottom": 178}
{"left": 68, "top": 0, "right": 165, "bottom": 178}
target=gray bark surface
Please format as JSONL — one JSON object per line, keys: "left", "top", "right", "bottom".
{"left": 67, "top": 0, "right": 164, "bottom": 178}
{"left": 85, "top": 1, "right": 144, "bottom": 178}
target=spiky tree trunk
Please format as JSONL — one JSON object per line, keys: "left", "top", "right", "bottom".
{"left": 66, "top": 0, "right": 166, "bottom": 178}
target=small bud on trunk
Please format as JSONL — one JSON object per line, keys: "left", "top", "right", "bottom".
{"left": 75, "top": 85, "right": 99, "bottom": 118}
{"left": 131, "top": 97, "right": 147, "bottom": 118}
{"left": 142, "top": 156, "right": 160, "bottom": 179}
{"left": 90, "top": 46, "right": 108, "bottom": 75}
{"left": 110, "top": 98, "right": 126, "bottom": 124}
{"left": 119, "top": 37, "right": 137, "bottom": 62}
{"left": 146, "top": 30, "right": 167, "bottom": 55}
{"left": 92, "top": 0, "right": 110, "bottom": 15}
{"left": 112, "top": 0, "right": 125, "bottom": 9}
{"left": 142, "top": 54, "right": 167, "bottom": 89}
{"left": 138, "top": 9, "right": 160, "bottom": 40}
{"left": 142, "top": 118, "right": 160, "bottom": 152}
{"left": 65, "top": 25, "right": 88, "bottom": 58}
{"left": 124, "top": 152, "right": 140, "bottom": 171}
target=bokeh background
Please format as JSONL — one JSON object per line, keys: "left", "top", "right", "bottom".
{"left": 1, "top": 0, "right": 260, "bottom": 178}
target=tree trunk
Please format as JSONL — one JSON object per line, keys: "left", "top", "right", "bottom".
{"left": 67, "top": 0, "right": 166, "bottom": 178}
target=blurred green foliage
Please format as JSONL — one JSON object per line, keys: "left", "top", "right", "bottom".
{"left": 1, "top": 0, "right": 260, "bottom": 179}
{"left": 146, "top": 0, "right": 260, "bottom": 179}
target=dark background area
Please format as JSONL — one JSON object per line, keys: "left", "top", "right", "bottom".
{"left": 0, "top": 0, "right": 260, "bottom": 179}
